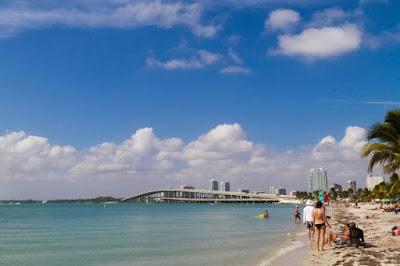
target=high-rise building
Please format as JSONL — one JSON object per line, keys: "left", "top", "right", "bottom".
{"left": 347, "top": 180, "right": 357, "bottom": 192}
{"left": 270, "top": 186, "right": 286, "bottom": 195}
{"left": 210, "top": 179, "right": 219, "bottom": 191}
{"left": 278, "top": 188, "right": 286, "bottom": 195}
{"left": 220, "top": 181, "right": 230, "bottom": 192}
{"left": 366, "top": 175, "right": 384, "bottom": 191}
{"left": 289, "top": 191, "right": 297, "bottom": 197}
{"left": 331, "top": 183, "right": 342, "bottom": 193}
{"left": 309, "top": 168, "right": 328, "bottom": 192}
{"left": 270, "top": 186, "right": 278, "bottom": 195}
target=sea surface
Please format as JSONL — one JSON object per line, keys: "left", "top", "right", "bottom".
{"left": 0, "top": 203, "right": 298, "bottom": 266}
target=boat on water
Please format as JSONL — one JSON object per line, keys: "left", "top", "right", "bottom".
{"left": 42, "top": 200, "right": 48, "bottom": 204}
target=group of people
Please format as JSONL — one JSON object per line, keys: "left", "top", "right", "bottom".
{"left": 382, "top": 203, "right": 400, "bottom": 214}
{"left": 300, "top": 199, "right": 350, "bottom": 252}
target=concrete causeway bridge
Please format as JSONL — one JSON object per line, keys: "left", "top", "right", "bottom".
{"left": 121, "top": 188, "right": 296, "bottom": 204}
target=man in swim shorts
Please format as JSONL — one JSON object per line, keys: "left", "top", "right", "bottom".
{"left": 303, "top": 200, "right": 315, "bottom": 247}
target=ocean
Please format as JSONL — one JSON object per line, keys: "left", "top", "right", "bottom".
{"left": 0, "top": 203, "right": 299, "bottom": 266}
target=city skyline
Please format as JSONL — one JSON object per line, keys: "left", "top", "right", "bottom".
{"left": 0, "top": 0, "right": 398, "bottom": 199}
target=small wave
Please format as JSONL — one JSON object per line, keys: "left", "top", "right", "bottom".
{"left": 259, "top": 235, "right": 306, "bottom": 266}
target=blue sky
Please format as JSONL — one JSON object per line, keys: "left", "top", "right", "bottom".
{"left": 0, "top": 0, "right": 398, "bottom": 198}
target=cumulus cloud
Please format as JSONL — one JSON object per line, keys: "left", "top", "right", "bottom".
{"left": 270, "top": 24, "right": 362, "bottom": 58}
{"left": 0, "top": 1, "right": 218, "bottom": 38}
{"left": 71, "top": 128, "right": 184, "bottom": 175}
{"left": 146, "top": 50, "right": 221, "bottom": 70}
{"left": 312, "top": 126, "right": 367, "bottom": 161}
{"left": 0, "top": 124, "right": 373, "bottom": 199}
{"left": 220, "top": 66, "right": 252, "bottom": 75}
{"left": 0, "top": 131, "right": 76, "bottom": 178}
{"left": 265, "top": 9, "right": 300, "bottom": 30}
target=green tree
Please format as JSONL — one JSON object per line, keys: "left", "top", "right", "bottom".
{"left": 362, "top": 109, "right": 400, "bottom": 198}
{"left": 372, "top": 182, "right": 389, "bottom": 200}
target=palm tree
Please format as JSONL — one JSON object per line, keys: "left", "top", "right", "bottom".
{"left": 362, "top": 109, "right": 400, "bottom": 197}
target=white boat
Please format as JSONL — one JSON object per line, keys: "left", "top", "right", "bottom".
{"left": 42, "top": 200, "right": 48, "bottom": 204}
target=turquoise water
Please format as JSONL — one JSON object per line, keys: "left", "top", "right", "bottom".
{"left": 0, "top": 203, "right": 297, "bottom": 266}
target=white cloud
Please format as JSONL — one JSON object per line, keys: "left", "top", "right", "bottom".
{"left": 271, "top": 24, "right": 362, "bottom": 58}
{"left": 307, "top": 7, "right": 362, "bottom": 27}
{"left": 228, "top": 48, "right": 243, "bottom": 64}
{"left": 0, "top": 124, "right": 373, "bottom": 199}
{"left": 363, "top": 25, "right": 400, "bottom": 49}
{"left": 265, "top": 9, "right": 300, "bottom": 30}
{"left": 221, "top": 48, "right": 252, "bottom": 74}
{"left": 220, "top": 66, "right": 252, "bottom": 75}
{"left": 0, "top": 131, "right": 76, "bottom": 177}
{"left": 146, "top": 50, "right": 221, "bottom": 70}
{"left": 0, "top": 1, "right": 218, "bottom": 38}
{"left": 71, "top": 127, "right": 184, "bottom": 175}
{"left": 312, "top": 126, "right": 367, "bottom": 161}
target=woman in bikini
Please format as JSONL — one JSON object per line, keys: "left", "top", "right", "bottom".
{"left": 312, "top": 201, "right": 331, "bottom": 252}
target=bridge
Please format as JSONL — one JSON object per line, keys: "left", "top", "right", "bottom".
{"left": 121, "top": 188, "right": 297, "bottom": 204}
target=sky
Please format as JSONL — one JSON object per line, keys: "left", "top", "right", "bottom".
{"left": 0, "top": 0, "right": 399, "bottom": 199}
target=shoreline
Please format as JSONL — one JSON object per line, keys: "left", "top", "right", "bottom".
{"left": 258, "top": 218, "right": 308, "bottom": 266}
{"left": 303, "top": 202, "right": 400, "bottom": 265}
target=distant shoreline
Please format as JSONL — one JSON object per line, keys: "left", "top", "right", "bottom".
{"left": 0, "top": 196, "right": 121, "bottom": 204}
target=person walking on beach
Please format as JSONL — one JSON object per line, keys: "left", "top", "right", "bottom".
{"left": 303, "top": 200, "right": 314, "bottom": 247}
{"left": 312, "top": 201, "right": 331, "bottom": 252}
{"left": 294, "top": 205, "right": 301, "bottom": 224}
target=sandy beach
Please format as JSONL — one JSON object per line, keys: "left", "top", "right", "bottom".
{"left": 302, "top": 203, "right": 400, "bottom": 266}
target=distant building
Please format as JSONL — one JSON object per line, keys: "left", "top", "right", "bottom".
{"left": 220, "top": 181, "right": 230, "bottom": 192}
{"left": 289, "top": 191, "right": 297, "bottom": 197}
{"left": 331, "top": 183, "right": 342, "bottom": 193}
{"left": 210, "top": 179, "right": 219, "bottom": 191}
{"left": 238, "top": 189, "right": 250, "bottom": 193}
{"left": 309, "top": 168, "right": 328, "bottom": 192}
{"left": 270, "top": 186, "right": 286, "bottom": 195}
{"left": 347, "top": 180, "right": 357, "bottom": 192}
{"left": 270, "top": 186, "right": 278, "bottom": 195}
{"left": 180, "top": 184, "right": 195, "bottom": 189}
{"left": 366, "top": 175, "right": 385, "bottom": 191}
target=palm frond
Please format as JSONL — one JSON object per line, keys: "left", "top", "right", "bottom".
{"left": 361, "top": 143, "right": 393, "bottom": 157}
{"left": 367, "top": 151, "right": 397, "bottom": 173}
{"left": 368, "top": 123, "right": 400, "bottom": 148}
{"left": 385, "top": 110, "right": 400, "bottom": 134}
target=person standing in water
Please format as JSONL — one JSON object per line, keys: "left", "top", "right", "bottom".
{"left": 303, "top": 200, "right": 315, "bottom": 247}
{"left": 294, "top": 205, "right": 301, "bottom": 224}
{"left": 312, "top": 201, "right": 331, "bottom": 252}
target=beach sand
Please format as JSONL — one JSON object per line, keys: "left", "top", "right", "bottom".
{"left": 302, "top": 203, "right": 400, "bottom": 266}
